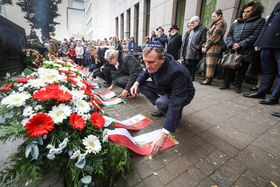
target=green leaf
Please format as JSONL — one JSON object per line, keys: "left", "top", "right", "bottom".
{"left": 25, "top": 142, "right": 33, "bottom": 158}
{"left": 75, "top": 160, "right": 86, "bottom": 169}
{"left": 31, "top": 144, "right": 39, "bottom": 160}
{"left": 81, "top": 175, "right": 92, "bottom": 184}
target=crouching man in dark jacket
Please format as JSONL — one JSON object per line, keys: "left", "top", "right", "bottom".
{"left": 105, "top": 49, "right": 143, "bottom": 98}
{"left": 130, "top": 41, "right": 195, "bottom": 155}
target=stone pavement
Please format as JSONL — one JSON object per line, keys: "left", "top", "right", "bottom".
{"left": 0, "top": 79, "right": 279, "bottom": 187}
{"left": 108, "top": 79, "right": 280, "bottom": 187}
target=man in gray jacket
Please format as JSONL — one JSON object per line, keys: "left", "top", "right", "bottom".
{"left": 181, "top": 16, "right": 207, "bottom": 81}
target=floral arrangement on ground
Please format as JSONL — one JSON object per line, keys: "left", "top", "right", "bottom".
{"left": 0, "top": 57, "right": 132, "bottom": 187}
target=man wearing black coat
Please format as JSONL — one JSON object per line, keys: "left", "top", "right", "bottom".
{"left": 167, "top": 25, "right": 182, "bottom": 60}
{"left": 243, "top": 2, "right": 280, "bottom": 107}
{"left": 130, "top": 41, "right": 195, "bottom": 155}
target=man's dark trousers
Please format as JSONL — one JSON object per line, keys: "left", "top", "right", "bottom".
{"left": 258, "top": 48, "right": 280, "bottom": 99}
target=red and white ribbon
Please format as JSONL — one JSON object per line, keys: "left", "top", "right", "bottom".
{"left": 93, "top": 90, "right": 117, "bottom": 100}
{"left": 103, "top": 114, "right": 153, "bottom": 130}
{"left": 107, "top": 128, "right": 178, "bottom": 155}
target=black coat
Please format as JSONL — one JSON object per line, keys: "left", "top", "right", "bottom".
{"left": 136, "top": 55, "right": 195, "bottom": 133}
{"left": 226, "top": 15, "right": 265, "bottom": 55}
{"left": 255, "top": 2, "right": 280, "bottom": 49}
{"left": 167, "top": 33, "right": 182, "bottom": 60}
{"left": 182, "top": 24, "right": 207, "bottom": 60}
{"left": 118, "top": 53, "right": 143, "bottom": 90}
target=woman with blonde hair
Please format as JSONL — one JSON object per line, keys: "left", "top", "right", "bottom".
{"left": 200, "top": 9, "right": 226, "bottom": 85}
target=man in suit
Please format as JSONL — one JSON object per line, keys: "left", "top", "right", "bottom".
{"left": 167, "top": 25, "right": 182, "bottom": 60}
{"left": 243, "top": 2, "right": 280, "bottom": 108}
{"left": 156, "top": 26, "right": 168, "bottom": 49}
{"left": 130, "top": 41, "right": 195, "bottom": 155}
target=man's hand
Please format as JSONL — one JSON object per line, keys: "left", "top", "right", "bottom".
{"left": 108, "top": 85, "right": 114, "bottom": 91}
{"left": 202, "top": 46, "right": 207, "bottom": 53}
{"left": 150, "top": 131, "right": 168, "bottom": 156}
{"left": 119, "top": 89, "right": 128, "bottom": 98}
{"left": 130, "top": 83, "right": 139, "bottom": 97}
{"left": 233, "top": 43, "right": 240, "bottom": 50}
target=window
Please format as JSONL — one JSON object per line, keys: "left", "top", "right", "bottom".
{"left": 126, "top": 9, "right": 131, "bottom": 39}
{"left": 144, "top": 0, "right": 151, "bottom": 37}
{"left": 115, "top": 17, "right": 119, "bottom": 37}
{"left": 120, "top": 13, "right": 124, "bottom": 40}
{"left": 175, "top": 0, "right": 186, "bottom": 34}
{"left": 200, "top": 0, "right": 217, "bottom": 28}
{"left": 134, "top": 3, "right": 139, "bottom": 44}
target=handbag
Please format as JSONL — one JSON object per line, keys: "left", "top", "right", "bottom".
{"left": 219, "top": 50, "right": 242, "bottom": 69}
{"left": 197, "top": 57, "right": 206, "bottom": 74}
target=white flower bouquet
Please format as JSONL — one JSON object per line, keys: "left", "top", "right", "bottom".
{"left": 0, "top": 58, "right": 131, "bottom": 186}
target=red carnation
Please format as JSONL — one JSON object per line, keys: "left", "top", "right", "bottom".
{"left": 90, "top": 112, "right": 105, "bottom": 128}
{"left": 0, "top": 83, "right": 13, "bottom": 92}
{"left": 69, "top": 113, "right": 86, "bottom": 131}
{"left": 25, "top": 113, "right": 54, "bottom": 137}
{"left": 16, "top": 77, "right": 34, "bottom": 83}
{"left": 82, "top": 87, "right": 94, "bottom": 98}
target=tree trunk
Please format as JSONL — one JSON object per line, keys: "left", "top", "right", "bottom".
{"left": 41, "top": 26, "right": 50, "bottom": 40}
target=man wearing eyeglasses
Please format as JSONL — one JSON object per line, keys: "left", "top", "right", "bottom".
{"left": 130, "top": 41, "right": 195, "bottom": 156}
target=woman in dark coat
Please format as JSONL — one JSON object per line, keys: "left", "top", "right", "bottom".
{"left": 220, "top": 1, "right": 265, "bottom": 93}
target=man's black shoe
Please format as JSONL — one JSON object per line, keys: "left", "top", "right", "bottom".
{"left": 271, "top": 112, "right": 280, "bottom": 118}
{"left": 259, "top": 97, "right": 279, "bottom": 105}
{"left": 243, "top": 92, "right": 265, "bottom": 99}
{"left": 151, "top": 111, "right": 165, "bottom": 117}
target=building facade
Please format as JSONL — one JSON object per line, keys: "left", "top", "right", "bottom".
{"left": 86, "top": 0, "right": 279, "bottom": 45}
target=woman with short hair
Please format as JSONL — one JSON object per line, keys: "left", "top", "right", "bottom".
{"left": 220, "top": 1, "right": 265, "bottom": 93}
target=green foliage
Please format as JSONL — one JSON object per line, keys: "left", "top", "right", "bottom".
{"left": 16, "top": 0, "right": 62, "bottom": 39}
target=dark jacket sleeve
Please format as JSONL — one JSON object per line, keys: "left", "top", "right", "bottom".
{"left": 195, "top": 27, "right": 207, "bottom": 50}
{"left": 226, "top": 23, "right": 236, "bottom": 49}
{"left": 124, "top": 56, "right": 143, "bottom": 90}
{"left": 239, "top": 18, "right": 265, "bottom": 49}
{"left": 136, "top": 69, "right": 150, "bottom": 85}
{"left": 163, "top": 72, "right": 188, "bottom": 133}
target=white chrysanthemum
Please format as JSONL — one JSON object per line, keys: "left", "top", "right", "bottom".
{"left": 49, "top": 104, "right": 72, "bottom": 124}
{"left": 59, "top": 67, "right": 69, "bottom": 71}
{"left": 82, "top": 135, "right": 102, "bottom": 154}
{"left": 1, "top": 93, "right": 31, "bottom": 108}
{"left": 26, "top": 79, "right": 46, "bottom": 88}
{"left": 38, "top": 68, "right": 66, "bottom": 84}
{"left": 71, "top": 90, "right": 86, "bottom": 100}
{"left": 74, "top": 100, "right": 90, "bottom": 114}
{"left": 70, "top": 150, "right": 81, "bottom": 160}
{"left": 23, "top": 106, "right": 34, "bottom": 117}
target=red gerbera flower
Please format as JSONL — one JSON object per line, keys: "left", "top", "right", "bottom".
{"left": 44, "top": 84, "right": 60, "bottom": 90}
{"left": 33, "top": 89, "right": 53, "bottom": 102}
{"left": 56, "top": 90, "right": 72, "bottom": 102}
{"left": 25, "top": 113, "right": 54, "bottom": 137}
{"left": 0, "top": 83, "right": 13, "bottom": 92}
{"left": 90, "top": 112, "right": 105, "bottom": 128}
{"left": 69, "top": 113, "right": 86, "bottom": 131}
{"left": 16, "top": 77, "right": 34, "bottom": 83}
